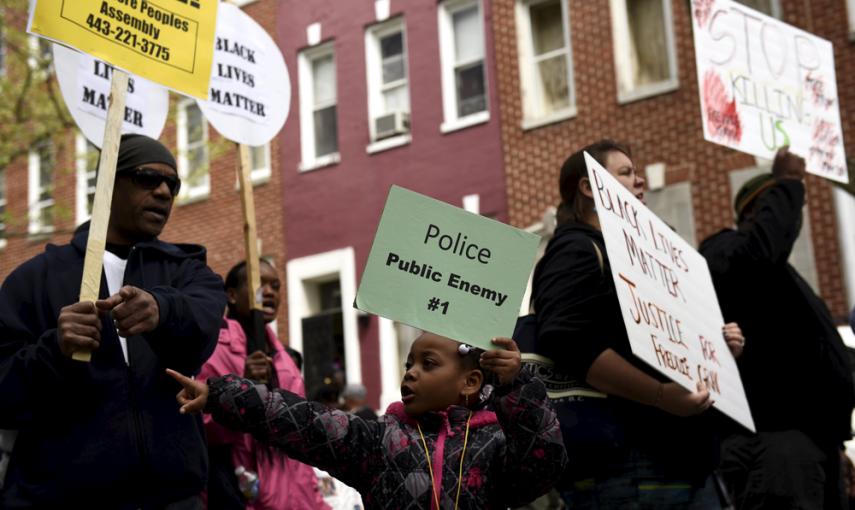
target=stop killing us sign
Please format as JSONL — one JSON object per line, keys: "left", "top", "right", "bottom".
{"left": 692, "top": 0, "right": 847, "bottom": 183}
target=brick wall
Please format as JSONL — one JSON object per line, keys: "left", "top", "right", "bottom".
{"left": 492, "top": 0, "right": 854, "bottom": 319}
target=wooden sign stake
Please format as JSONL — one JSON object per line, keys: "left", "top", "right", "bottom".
{"left": 72, "top": 70, "right": 130, "bottom": 362}
{"left": 236, "top": 143, "right": 267, "bottom": 354}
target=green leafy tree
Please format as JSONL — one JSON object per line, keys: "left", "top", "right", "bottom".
{"left": 0, "top": 0, "right": 75, "bottom": 170}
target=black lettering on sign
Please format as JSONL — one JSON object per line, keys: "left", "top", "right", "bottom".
{"left": 210, "top": 89, "right": 266, "bottom": 117}
{"left": 176, "top": 0, "right": 201, "bottom": 9}
{"left": 81, "top": 86, "right": 145, "bottom": 127}
{"left": 216, "top": 38, "right": 257, "bottom": 64}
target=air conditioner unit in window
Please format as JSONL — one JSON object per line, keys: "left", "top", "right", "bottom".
{"left": 373, "top": 111, "right": 410, "bottom": 141}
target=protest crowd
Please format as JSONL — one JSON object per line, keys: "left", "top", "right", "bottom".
{"left": 0, "top": 132, "right": 852, "bottom": 510}
{"left": 2, "top": 0, "right": 855, "bottom": 509}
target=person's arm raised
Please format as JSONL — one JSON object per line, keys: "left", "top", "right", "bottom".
{"left": 167, "top": 368, "right": 384, "bottom": 493}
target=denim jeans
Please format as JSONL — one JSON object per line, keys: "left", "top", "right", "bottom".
{"left": 559, "top": 449, "right": 724, "bottom": 509}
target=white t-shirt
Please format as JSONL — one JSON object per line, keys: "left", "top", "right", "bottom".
{"left": 103, "top": 251, "right": 129, "bottom": 364}
{"left": 314, "top": 468, "right": 363, "bottom": 510}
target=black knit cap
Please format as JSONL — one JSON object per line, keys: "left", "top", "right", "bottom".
{"left": 116, "top": 133, "right": 176, "bottom": 173}
{"left": 734, "top": 173, "right": 775, "bottom": 221}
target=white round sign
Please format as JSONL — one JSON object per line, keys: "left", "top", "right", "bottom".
{"left": 53, "top": 44, "right": 169, "bottom": 148}
{"left": 197, "top": 3, "right": 290, "bottom": 146}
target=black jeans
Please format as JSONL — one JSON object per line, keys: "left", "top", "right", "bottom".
{"left": 720, "top": 430, "right": 845, "bottom": 510}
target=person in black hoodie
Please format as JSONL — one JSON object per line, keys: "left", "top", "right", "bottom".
{"left": 699, "top": 147, "right": 855, "bottom": 510}
{"left": 533, "top": 139, "right": 745, "bottom": 508}
{"left": 0, "top": 134, "right": 227, "bottom": 509}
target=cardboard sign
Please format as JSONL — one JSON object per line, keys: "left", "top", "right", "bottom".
{"left": 54, "top": 43, "right": 168, "bottom": 147}
{"left": 355, "top": 186, "right": 540, "bottom": 351}
{"left": 29, "top": 0, "right": 218, "bottom": 99}
{"left": 585, "top": 153, "right": 755, "bottom": 431}
{"left": 692, "top": 0, "right": 847, "bottom": 183}
{"left": 197, "top": 3, "right": 290, "bottom": 146}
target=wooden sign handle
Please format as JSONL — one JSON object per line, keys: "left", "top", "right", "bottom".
{"left": 236, "top": 143, "right": 268, "bottom": 354}
{"left": 72, "top": 70, "right": 130, "bottom": 362}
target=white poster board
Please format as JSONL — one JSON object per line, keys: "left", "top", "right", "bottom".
{"left": 692, "top": 0, "right": 847, "bottom": 183}
{"left": 54, "top": 44, "right": 169, "bottom": 148}
{"left": 196, "top": 2, "right": 290, "bottom": 146}
{"left": 585, "top": 152, "right": 755, "bottom": 431}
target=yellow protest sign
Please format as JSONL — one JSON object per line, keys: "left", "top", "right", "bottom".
{"left": 29, "top": 0, "right": 217, "bottom": 99}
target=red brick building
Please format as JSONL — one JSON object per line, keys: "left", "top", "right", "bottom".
{"left": 275, "top": 0, "right": 507, "bottom": 408}
{"left": 0, "top": 0, "right": 289, "bottom": 329}
{"left": 491, "top": 0, "right": 855, "bottom": 323}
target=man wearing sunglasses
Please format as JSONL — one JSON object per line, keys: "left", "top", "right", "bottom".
{"left": 0, "top": 134, "right": 226, "bottom": 509}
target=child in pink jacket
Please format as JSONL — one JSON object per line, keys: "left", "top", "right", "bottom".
{"left": 170, "top": 332, "right": 567, "bottom": 509}
{"left": 201, "top": 260, "right": 328, "bottom": 510}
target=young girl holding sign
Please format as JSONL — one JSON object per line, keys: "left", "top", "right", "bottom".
{"left": 532, "top": 139, "right": 745, "bottom": 508}
{"left": 167, "top": 333, "right": 566, "bottom": 509}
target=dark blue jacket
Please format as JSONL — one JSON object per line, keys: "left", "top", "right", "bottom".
{"left": 0, "top": 226, "right": 226, "bottom": 509}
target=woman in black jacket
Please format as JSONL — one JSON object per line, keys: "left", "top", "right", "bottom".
{"left": 533, "top": 139, "right": 744, "bottom": 509}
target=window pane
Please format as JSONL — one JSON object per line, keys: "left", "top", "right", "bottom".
{"left": 187, "top": 147, "right": 208, "bottom": 186}
{"left": 456, "top": 61, "right": 486, "bottom": 117}
{"left": 38, "top": 145, "right": 53, "bottom": 201}
{"left": 313, "top": 105, "right": 338, "bottom": 158}
{"left": 39, "top": 203, "right": 53, "bottom": 228}
{"left": 380, "top": 32, "right": 405, "bottom": 84}
{"left": 312, "top": 54, "right": 336, "bottom": 105}
{"left": 187, "top": 104, "right": 205, "bottom": 144}
{"left": 380, "top": 32, "right": 403, "bottom": 60}
{"left": 453, "top": 6, "right": 483, "bottom": 63}
{"left": 250, "top": 145, "right": 268, "bottom": 171}
{"left": 530, "top": 0, "right": 564, "bottom": 56}
{"left": 734, "top": 0, "right": 775, "bottom": 15}
{"left": 537, "top": 54, "right": 570, "bottom": 112}
{"left": 86, "top": 142, "right": 99, "bottom": 173}
{"left": 382, "top": 85, "right": 408, "bottom": 113}
{"left": 626, "top": 0, "right": 670, "bottom": 86}
{"left": 382, "top": 54, "right": 405, "bottom": 84}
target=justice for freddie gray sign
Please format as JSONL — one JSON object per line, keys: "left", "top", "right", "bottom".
{"left": 355, "top": 186, "right": 540, "bottom": 351}
{"left": 585, "top": 152, "right": 755, "bottom": 432}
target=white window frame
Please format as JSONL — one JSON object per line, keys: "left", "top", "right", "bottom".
{"left": 286, "top": 248, "right": 362, "bottom": 387}
{"left": 438, "top": 0, "right": 490, "bottom": 133}
{"left": 515, "top": 0, "right": 577, "bottom": 130}
{"left": 610, "top": 0, "right": 679, "bottom": 104}
{"left": 365, "top": 17, "right": 412, "bottom": 153}
{"left": 0, "top": 166, "right": 6, "bottom": 250}
{"left": 75, "top": 133, "right": 99, "bottom": 225}
{"left": 27, "top": 142, "right": 55, "bottom": 235}
{"left": 176, "top": 98, "right": 210, "bottom": 203}
{"left": 298, "top": 42, "right": 340, "bottom": 172}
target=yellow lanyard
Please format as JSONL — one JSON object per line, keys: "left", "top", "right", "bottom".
{"left": 416, "top": 411, "right": 472, "bottom": 510}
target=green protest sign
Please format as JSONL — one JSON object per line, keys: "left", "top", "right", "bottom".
{"left": 355, "top": 186, "right": 540, "bottom": 351}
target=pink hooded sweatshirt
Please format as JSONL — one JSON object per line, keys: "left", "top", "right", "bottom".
{"left": 200, "top": 319, "right": 330, "bottom": 510}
